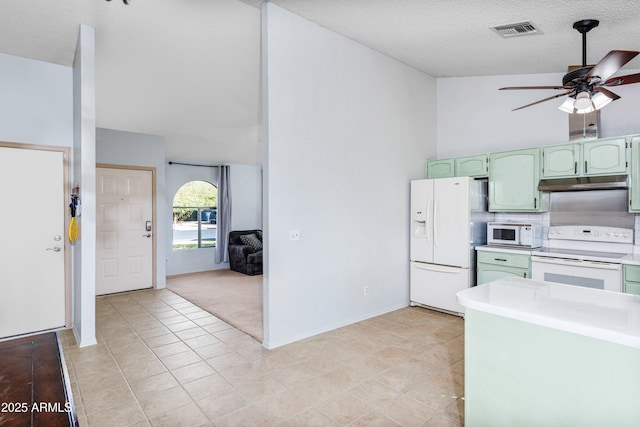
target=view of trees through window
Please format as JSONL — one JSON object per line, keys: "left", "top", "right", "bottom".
{"left": 172, "top": 180, "right": 217, "bottom": 250}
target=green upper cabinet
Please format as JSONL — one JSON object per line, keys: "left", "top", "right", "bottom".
{"left": 542, "top": 143, "right": 581, "bottom": 177}
{"left": 542, "top": 138, "right": 627, "bottom": 178}
{"left": 426, "top": 158, "right": 455, "bottom": 179}
{"left": 629, "top": 136, "right": 640, "bottom": 211}
{"left": 455, "top": 154, "right": 488, "bottom": 178}
{"left": 582, "top": 137, "right": 627, "bottom": 176}
{"left": 489, "top": 148, "right": 547, "bottom": 212}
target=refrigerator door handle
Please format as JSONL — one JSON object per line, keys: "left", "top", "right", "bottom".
{"left": 426, "top": 197, "right": 433, "bottom": 246}
{"left": 413, "top": 263, "right": 463, "bottom": 274}
{"left": 433, "top": 198, "right": 439, "bottom": 248}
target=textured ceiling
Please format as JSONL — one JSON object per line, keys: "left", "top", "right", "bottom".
{"left": 268, "top": 0, "right": 640, "bottom": 77}
{"left": 1, "top": 0, "right": 640, "bottom": 164}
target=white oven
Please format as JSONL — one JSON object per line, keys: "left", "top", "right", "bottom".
{"left": 531, "top": 225, "right": 633, "bottom": 293}
{"left": 531, "top": 255, "right": 622, "bottom": 292}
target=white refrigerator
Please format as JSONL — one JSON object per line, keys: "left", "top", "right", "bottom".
{"left": 410, "top": 177, "right": 490, "bottom": 315}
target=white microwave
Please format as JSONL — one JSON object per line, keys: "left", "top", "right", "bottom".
{"left": 487, "top": 222, "right": 543, "bottom": 248}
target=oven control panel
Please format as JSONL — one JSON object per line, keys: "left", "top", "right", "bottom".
{"left": 548, "top": 226, "right": 633, "bottom": 244}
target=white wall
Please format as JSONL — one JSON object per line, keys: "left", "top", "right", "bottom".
{"left": 0, "top": 53, "right": 72, "bottom": 146}
{"left": 437, "top": 70, "right": 640, "bottom": 158}
{"left": 96, "top": 128, "right": 168, "bottom": 289}
{"left": 165, "top": 162, "right": 262, "bottom": 276}
{"left": 263, "top": 4, "right": 437, "bottom": 348}
{"left": 72, "top": 24, "right": 97, "bottom": 347}
{"left": 0, "top": 42, "right": 98, "bottom": 348}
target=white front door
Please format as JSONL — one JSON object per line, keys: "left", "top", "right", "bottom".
{"left": 0, "top": 146, "right": 67, "bottom": 338}
{"left": 96, "top": 167, "right": 153, "bottom": 295}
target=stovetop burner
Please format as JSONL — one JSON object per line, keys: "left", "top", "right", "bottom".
{"left": 533, "top": 225, "right": 634, "bottom": 263}
{"left": 532, "top": 247, "right": 630, "bottom": 262}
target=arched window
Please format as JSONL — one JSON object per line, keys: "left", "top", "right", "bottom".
{"left": 172, "top": 180, "right": 217, "bottom": 250}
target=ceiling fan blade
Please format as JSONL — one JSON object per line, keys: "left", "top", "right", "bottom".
{"left": 603, "top": 72, "right": 640, "bottom": 87}
{"left": 585, "top": 50, "right": 639, "bottom": 82}
{"left": 593, "top": 87, "right": 621, "bottom": 100}
{"left": 500, "top": 86, "right": 572, "bottom": 90}
{"left": 511, "top": 91, "right": 574, "bottom": 111}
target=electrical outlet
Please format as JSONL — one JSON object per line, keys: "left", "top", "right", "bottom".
{"left": 289, "top": 230, "right": 300, "bottom": 240}
{"left": 363, "top": 286, "right": 369, "bottom": 296}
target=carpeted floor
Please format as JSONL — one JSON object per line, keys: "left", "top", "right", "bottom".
{"left": 166, "top": 269, "right": 263, "bottom": 342}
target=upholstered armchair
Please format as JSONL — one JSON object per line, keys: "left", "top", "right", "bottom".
{"left": 228, "top": 230, "right": 263, "bottom": 275}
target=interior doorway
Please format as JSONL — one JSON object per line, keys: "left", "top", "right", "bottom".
{"left": 96, "top": 166, "right": 155, "bottom": 295}
{"left": 0, "top": 143, "right": 70, "bottom": 338}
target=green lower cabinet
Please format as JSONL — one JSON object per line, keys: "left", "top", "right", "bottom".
{"left": 455, "top": 154, "right": 488, "bottom": 178}
{"left": 477, "top": 251, "right": 531, "bottom": 284}
{"left": 623, "top": 264, "right": 640, "bottom": 295}
{"left": 426, "top": 158, "right": 455, "bottom": 179}
{"left": 477, "top": 265, "right": 529, "bottom": 283}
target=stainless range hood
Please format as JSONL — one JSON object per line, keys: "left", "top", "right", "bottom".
{"left": 538, "top": 174, "right": 628, "bottom": 192}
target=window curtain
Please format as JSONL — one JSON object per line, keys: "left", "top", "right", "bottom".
{"left": 215, "top": 165, "right": 231, "bottom": 263}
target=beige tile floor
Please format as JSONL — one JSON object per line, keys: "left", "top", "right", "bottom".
{"left": 60, "top": 289, "right": 465, "bottom": 427}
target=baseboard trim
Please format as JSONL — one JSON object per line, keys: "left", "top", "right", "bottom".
{"left": 262, "top": 302, "right": 409, "bottom": 350}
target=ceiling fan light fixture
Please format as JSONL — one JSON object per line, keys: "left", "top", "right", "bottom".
{"left": 558, "top": 97, "right": 576, "bottom": 113}
{"left": 558, "top": 92, "right": 601, "bottom": 114}
{"left": 575, "top": 104, "right": 595, "bottom": 114}
{"left": 573, "top": 91, "right": 592, "bottom": 110}
{"left": 591, "top": 91, "right": 613, "bottom": 110}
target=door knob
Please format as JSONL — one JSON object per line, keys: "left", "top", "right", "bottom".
{"left": 46, "top": 246, "right": 62, "bottom": 252}
{"left": 143, "top": 233, "right": 151, "bottom": 238}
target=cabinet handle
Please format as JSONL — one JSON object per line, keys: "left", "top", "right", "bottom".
{"left": 574, "top": 162, "right": 577, "bottom": 174}
{"left": 534, "top": 197, "right": 537, "bottom": 209}
{"left": 585, "top": 160, "right": 588, "bottom": 174}
{"left": 523, "top": 272, "right": 527, "bottom": 278}
{"left": 494, "top": 258, "right": 507, "bottom": 262}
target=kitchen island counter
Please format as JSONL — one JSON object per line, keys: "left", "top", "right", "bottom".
{"left": 458, "top": 277, "right": 640, "bottom": 348}
{"left": 458, "top": 277, "right": 640, "bottom": 427}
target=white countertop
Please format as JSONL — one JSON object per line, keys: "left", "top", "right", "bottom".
{"left": 622, "top": 253, "right": 640, "bottom": 266}
{"left": 475, "top": 245, "right": 537, "bottom": 255}
{"left": 457, "top": 277, "right": 640, "bottom": 349}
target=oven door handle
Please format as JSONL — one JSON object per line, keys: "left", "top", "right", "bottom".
{"left": 531, "top": 256, "right": 621, "bottom": 270}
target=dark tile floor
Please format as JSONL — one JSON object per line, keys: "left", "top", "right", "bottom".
{"left": 0, "top": 331, "right": 76, "bottom": 426}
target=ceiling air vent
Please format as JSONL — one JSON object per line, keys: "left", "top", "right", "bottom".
{"left": 490, "top": 21, "right": 542, "bottom": 38}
